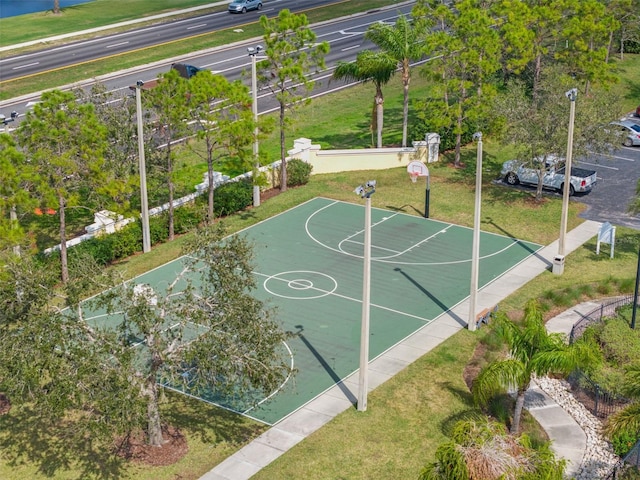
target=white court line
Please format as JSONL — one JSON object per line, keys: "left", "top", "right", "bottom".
{"left": 253, "top": 270, "right": 432, "bottom": 323}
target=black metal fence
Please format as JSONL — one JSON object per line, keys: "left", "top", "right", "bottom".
{"left": 568, "top": 296, "right": 639, "bottom": 479}
{"left": 605, "top": 440, "right": 640, "bottom": 480}
{"left": 569, "top": 295, "right": 634, "bottom": 343}
{"left": 566, "top": 369, "right": 630, "bottom": 419}
{"left": 566, "top": 296, "right": 634, "bottom": 419}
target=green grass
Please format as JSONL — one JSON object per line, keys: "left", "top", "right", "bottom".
{"left": 2, "top": 9, "right": 640, "bottom": 478}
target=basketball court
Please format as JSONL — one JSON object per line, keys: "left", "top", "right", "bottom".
{"left": 81, "top": 197, "right": 542, "bottom": 425}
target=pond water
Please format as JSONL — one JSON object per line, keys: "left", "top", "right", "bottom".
{"left": 0, "top": 0, "right": 94, "bottom": 19}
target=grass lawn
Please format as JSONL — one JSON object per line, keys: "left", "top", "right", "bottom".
{"left": 1, "top": 11, "right": 640, "bottom": 479}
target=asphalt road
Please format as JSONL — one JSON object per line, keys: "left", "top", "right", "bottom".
{"left": 0, "top": 4, "right": 418, "bottom": 121}
{"left": 0, "top": 0, "right": 344, "bottom": 82}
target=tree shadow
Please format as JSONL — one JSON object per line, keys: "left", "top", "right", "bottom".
{"left": 0, "top": 405, "right": 127, "bottom": 479}
{"left": 161, "top": 390, "right": 267, "bottom": 446}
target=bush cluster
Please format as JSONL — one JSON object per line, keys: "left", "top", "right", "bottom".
{"left": 54, "top": 181, "right": 258, "bottom": 269}
{"left": 274, "top": 159, "right": 313, "bottom": 188}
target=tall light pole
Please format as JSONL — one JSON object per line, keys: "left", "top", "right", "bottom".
{"left": 354, "top": 180, "right": 376, "bottom": 412}
{"left": 468, "top": 132, "right": 483, "bottom": 332}
{"left": 135, "top": 81, "right": 151, "bottom": 254}
{"left": 558, "top": 88, "right": 577, "bottom": 265}
{"left": 248, "top": 45, "right": 263, "bottom": 208}
{"left": 2, "top": 111, "right": 20, "bottom": 257}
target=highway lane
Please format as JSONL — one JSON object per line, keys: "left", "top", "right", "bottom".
{"left": 0, "top": 0, "right": 394, "bottom": 82}
{"left": 0, "top": 4, "right": 414, "bottom": 122}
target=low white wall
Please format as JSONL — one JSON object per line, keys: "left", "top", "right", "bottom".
{"left": 287, "top": 138, "right": 436, "bottom": 175}
{"left": 45, "top": 135, "right": 440, "bottom": 253}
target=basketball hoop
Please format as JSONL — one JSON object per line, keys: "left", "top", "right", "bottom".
{"left": 410, "top": 172, "right": 420, "bottom": 183}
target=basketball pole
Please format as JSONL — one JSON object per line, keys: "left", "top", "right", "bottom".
{"left": 468, "top": 132, "right": 483, "bottom": 332}
{"left": 424, "top": 173, "right": 430, "bottom": 219}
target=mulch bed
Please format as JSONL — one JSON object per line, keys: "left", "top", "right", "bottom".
{"left": 115, "top": 425, "right": 188, "bottom": 466}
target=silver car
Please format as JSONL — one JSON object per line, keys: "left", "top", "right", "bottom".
{"left": 610, "top": 120, "right": 640, "bottom": 147}
{"left": 228, "top": 0, "right": 262, "bottom": 13}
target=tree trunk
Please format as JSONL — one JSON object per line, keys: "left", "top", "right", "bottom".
{"left": 144, "top": 377, "right": 164, "bottom": 446}
{"left": 167, "top": 150, "right": 175, "bottom": 241}
{"left": 511, "top": 389, "right": 526, "bottom": 435}
{"left": 207, "top": 160, "right": 214, "bottom": 224}
{"left": 532, "top": 53, "right": 542, "bottom": 102}
{"left": 402, "top": 60, "right": 410, "bottom": 148}
{"left": 53, "top": 0, "right": 60, "bottom": 14}
{"left": 10, "top": 205, "right": 20, "bottom": 257}
{"left": 375, "top": 86, "right": 384, "bottom": 149}
{"left": 59, "top": 195, "right": 69, "bottom": 284}
{"left": 279, "top": 103, "right": 287, "bottom": 191}
{"left": 144, "top": 334, "right": 164, "bottom": 447}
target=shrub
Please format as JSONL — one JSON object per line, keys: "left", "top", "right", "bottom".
{"left": 599, "top": 317, "right": 640, "bottom": 365}
{"left": 611, "top": 428, "right": 640, "bottom": 457}
{"left": 173, "top": 202, "right": 205, "bottom": 234}
{"left": 70, "top": 236, "right": 115, "bottom": 266}
{"left": 111, "top": 222, "right": 142, "bottom": 259}
{"left": 286, "top": 159, "right": 313, "bottom": 187}
{"left": 149, "top": 215, "right": 169, "bottom": 245}
{"left": 214, "top": 179, "right": 253, "bottom": 217}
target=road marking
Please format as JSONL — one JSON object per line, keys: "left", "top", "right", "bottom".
{"left": 13, "top": 62, "right": 39, "bottom": 70}
{"left": 580, "top": 161, "right": 618, "bottom": 170}
{"left": 106, "top": 42, "right": 129, "bottom": 49}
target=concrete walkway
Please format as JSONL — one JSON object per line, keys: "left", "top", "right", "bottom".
{"left": 201, "top": 220, "right": 603, "bottom": 480}
{"left": 525, "top": 300, "right": 602, "bottom": 478}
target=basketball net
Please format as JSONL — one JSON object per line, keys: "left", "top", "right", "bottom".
{"left": 410, "top": 172, "right": 420, "bottom": 183}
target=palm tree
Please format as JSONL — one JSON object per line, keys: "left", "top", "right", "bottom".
{"left": 605, "top": 364, "right": 640, "bottom": 443}
{"left": 472, "top": 300, "right": 597, "bottom": 434}
{"left": 332, "top": 50, "right": 396, "bottom": 148}
{"left": 365, "top": 14, "right": 425, "bottom": 147}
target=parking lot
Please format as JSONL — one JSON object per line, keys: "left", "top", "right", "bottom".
{"left": 497, "top": 144, "right": 640, "bottom": 231}
{"left": 574, "top": 145, "right": 640, "bottom": 230}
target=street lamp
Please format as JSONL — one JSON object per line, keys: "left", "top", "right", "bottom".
{"left": 354, "top": 180, "right": 376, "bottom": 412}
{"left": 248, "top": 45, "right": 263, "bottom": 208}
{"left": 135, "top": 81, "right": 151, "bottom": 254}
{"left": 2, "top": 111, "right": 20, "bottom": 256}
{"left": 557, "top": 88, "right": 577, "bottom": 269}
{"left": 468, "top": 132, "right": 483, "bottom": 332}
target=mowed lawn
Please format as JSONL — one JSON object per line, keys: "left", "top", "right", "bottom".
{"left": 1, "top": 8, "right": 639, "bottom": 478}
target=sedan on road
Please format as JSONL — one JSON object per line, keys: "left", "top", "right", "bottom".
{"left": 228, "top": 0, "right": 262, "bottom": 13}
{"left": 610, "top": 119, "right": 640, "bottom": 147}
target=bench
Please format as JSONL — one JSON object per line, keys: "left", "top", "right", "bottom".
{"left": 475, "top": 304, "right": 499, "bottom": 329}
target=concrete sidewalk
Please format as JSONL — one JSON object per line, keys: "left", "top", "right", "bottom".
{"left": 525, "top": 300, "right": 603, "bottom": 479}
{"left": 201, "top": 220, "right": 603, "bottom": 480}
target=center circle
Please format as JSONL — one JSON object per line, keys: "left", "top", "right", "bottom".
{"left": 263, "top": 271, "right": 338, "bottom": 300}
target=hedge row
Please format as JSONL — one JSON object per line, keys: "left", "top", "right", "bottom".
{"left": 43, "top": 161, "right": 314, "bottom": 272}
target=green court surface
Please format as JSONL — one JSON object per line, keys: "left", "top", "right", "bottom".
{"left": 82, "top": 197, "right": 542, "bottom": 425}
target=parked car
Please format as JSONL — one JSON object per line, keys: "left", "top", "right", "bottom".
{"left": 500, "top": 155, "right": 597, "bottom": 196}
{"left": 610, "top": 119, "right": 640, "bottom": 147}
{"left": 636, "top": 104, "right": 640, "bottom": 117}
{"left": 228, "top": 0, "right": 262, "bottom": 13}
